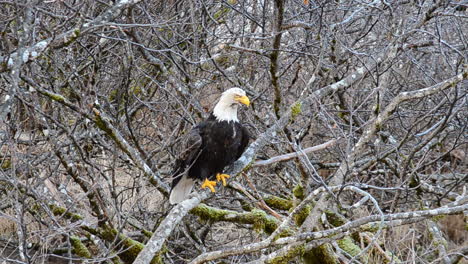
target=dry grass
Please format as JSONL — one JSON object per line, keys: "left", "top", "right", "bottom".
{"left": 0, "top": 216, "right": 16, "bottom": 240}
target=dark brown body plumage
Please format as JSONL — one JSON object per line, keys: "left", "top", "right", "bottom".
{"left": 171, "top": 114, "right": 249, "bottom": 190}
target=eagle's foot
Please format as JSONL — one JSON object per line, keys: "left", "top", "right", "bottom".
{"left": 216, "top": 173, "right": 230, "bottom": 186}
{"left": 201, "top": 178, "right": 217, "bottom": 193}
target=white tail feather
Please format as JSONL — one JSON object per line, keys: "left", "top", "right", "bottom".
{"left": 169, "top": 174, "right": 195, "bottom": 204}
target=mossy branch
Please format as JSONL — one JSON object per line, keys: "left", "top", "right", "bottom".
{"left": 266, "top": 243, "right": 305, "bottom": 264}
{"left": 190, "top": 203, "right": 281, "bottom": 234}
{"left": 263, "top": 195, "right": 294, "bottom": 211}
{"left": 337, "top": 237, "right": 367, "bottom": 262}
{"left": 70, "top": 236, "right": 92, "bottom": 259}
{"left": 303, "top": 243, "right": 339, "bottom": 264}
{"left": 49, "top": 204, "right": 84, "bottom": 222}
{"left": 325, "top": 207, "right": 367, "bottom": 262}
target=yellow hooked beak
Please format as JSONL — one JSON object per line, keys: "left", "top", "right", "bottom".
{"left": 235, "top": 95, "right": 250, "bottom": 106}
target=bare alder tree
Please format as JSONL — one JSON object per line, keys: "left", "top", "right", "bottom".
{"left": 1, "top": 0, "right": 467, "bottom": 263}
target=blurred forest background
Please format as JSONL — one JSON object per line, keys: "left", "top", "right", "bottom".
{"left": 1, "top": 0, "right": 467, "bottom": 263}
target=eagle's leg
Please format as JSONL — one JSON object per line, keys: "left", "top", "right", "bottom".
{"left": 216, "top": 173, "right": 230, "bottom": 186}
{"left": 201, "top": 178, "right": 217, "bottom": 192}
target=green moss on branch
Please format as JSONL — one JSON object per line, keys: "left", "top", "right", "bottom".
{"left": 190, "top": 203, "right": 280, "bottom": 234}
{"left": 190, "top": 203, "right": 231, "bottom": 221}
{"left": 100, "top": 225, "right": 162, "bottom": 264}
{"left": 70, "top": 236, "right": 92, "bottom": 258}
{"left": 291, "top": 101, "right": 302, "bottom": 121}
{"left": 0, "top": 156, "right": 11, "bottom": 170}
{"left": 267, "top": 244, "right": 305, "bottom": 264}
{"left": 264, "top": 195, "right": 293, "bottom": 211}
{"left": 293, "top": 185, "right": 305, "bottom": 200}
{"left": 100, "top": 226, "right": 143, "bottom": 262}
{"left": 324, "top": 210, "right": 346, "bottom": 227}
{"left": 303, "top": 243, "right": 339, "bottom": 264}
{"left": 49, "top": 204, "right": 83, "bottom": 222}
{"left": 337, "top": 237, "right": 366, "bottom": 262}
{"left": 294, "top": 205, "right": 311, "bottom": 226}
{"left": 96, "top": 227, "right": 163, "bottom": 264}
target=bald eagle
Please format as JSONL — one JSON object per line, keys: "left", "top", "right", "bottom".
{"left": 169, "top": 88, "right": 250, "bottom": 204}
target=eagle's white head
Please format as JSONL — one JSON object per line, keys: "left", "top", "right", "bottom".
{"left": 213, "top": 87, "right": 250, "bottom": 122}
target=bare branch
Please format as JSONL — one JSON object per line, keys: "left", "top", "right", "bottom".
{"left": 253, "top": 139, "right": 336, "bottom": 167}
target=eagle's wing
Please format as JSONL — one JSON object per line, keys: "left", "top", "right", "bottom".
{"left": 169, "top": 126, "right": 203, "bottom": 204}
{"left": 177, "top": 127, "right": 203, "bottom": 169}
{"left": 236, "top": 125, "right": 250, "bottom": 159}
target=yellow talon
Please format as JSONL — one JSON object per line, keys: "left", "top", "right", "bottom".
{"left": 216, "top": 173, "right": 230, "bottom": 186}
{"left": 201, "top": 178, "right": 217, "bottom": 193}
